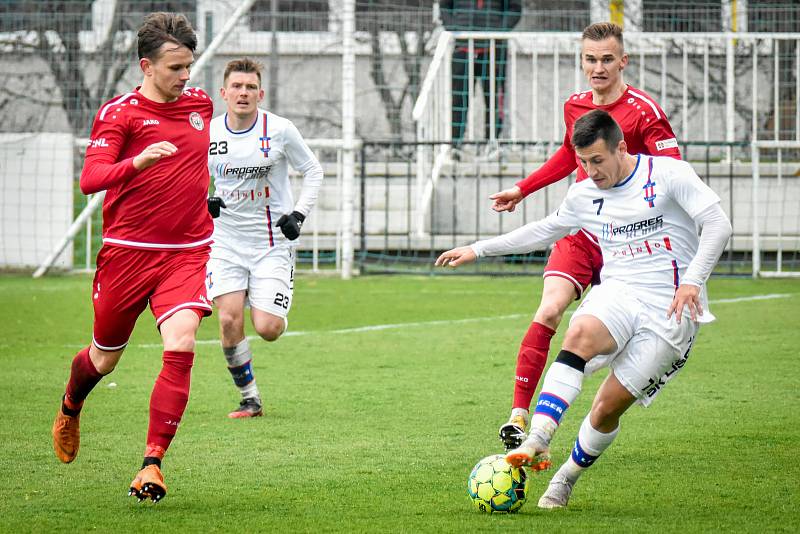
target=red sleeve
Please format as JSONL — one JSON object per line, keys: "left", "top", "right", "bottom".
{"left": 79, "top": 112, "right": 138, "bottom": 195}
{"left": 641, "top": 116, "right": 681, "bottom": 160}
{"left": 515, "top": 135, "right": 578, "bottom": 197}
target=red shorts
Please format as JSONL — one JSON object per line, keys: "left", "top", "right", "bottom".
{"left": 543, "top": 231, "right": 603, "bottom": 299}
{"left": 91, "top": 245, "right": 212, "bottom": 351}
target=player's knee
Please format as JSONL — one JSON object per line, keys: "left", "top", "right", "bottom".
{"left": 534, "top": 300, "right": 566, "bottom": 329}
{"left": 562, "top": 321, "right": 597, "bottom": 356}
{"left": 217, "top": 308, "right": 243, "bottom": 332}
{"left": 255, "top": 320, "right": 283, "bottom": 342}
{"left": 92, "top": 354, "right": 118, "bottom": 375}
{"left": 164, "top": 332, "right": 196, "bottom": 352}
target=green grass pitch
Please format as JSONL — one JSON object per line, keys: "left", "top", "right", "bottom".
{"left": 1, "top": 274, "right": 798, "bottom": 532}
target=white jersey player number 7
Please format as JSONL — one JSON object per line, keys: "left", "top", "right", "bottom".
{"left": 208, "top": 109, "right": 323, "bottom": 249}
{"left": 472, "top": 155, "right": 722, "bottom": 319}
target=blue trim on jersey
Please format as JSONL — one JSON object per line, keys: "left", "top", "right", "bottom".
{"left": 534, "top": 392, "right": 569, "bottom": 424}
{"left": 614, "top": 154, "right": 642, "bottom": 188}
{"left": 571, "top": 438, "right": 599, "bottom": 468}
{"left": 224, "top": 113, "right": 259, "bottom": 135}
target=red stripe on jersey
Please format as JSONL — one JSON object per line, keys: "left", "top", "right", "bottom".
{"left": 672, "top": 260, "right": 680, "bottom": 289}
{"left": 266, "top": 206, "right": 274, "bottom": 247}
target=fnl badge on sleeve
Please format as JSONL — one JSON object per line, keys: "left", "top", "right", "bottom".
{"left": 655, "top": 138, "right": 678, "bottom": 151}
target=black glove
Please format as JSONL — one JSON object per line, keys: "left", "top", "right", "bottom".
{"left": 207, "top": 196, "right": 227, "bottom": 218}
{"left": 275, "top": 211, "right": 305, "bottom": 240}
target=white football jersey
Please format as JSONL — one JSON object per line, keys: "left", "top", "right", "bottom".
{"left": 208, "top": 109, "right": 321, "bottom": 249}
{"left": 474, "top": 155, "right": 721, "bottom": 315}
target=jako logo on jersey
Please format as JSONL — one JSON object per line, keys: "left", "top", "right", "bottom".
{"left": 88, "top": 138, "right": 109, "bottom": 148}
{"left": 189, "top": 112, "right": 204, "bottom": 131}
{"left": 142, "top": 119, "right": 160, "bottom": 126}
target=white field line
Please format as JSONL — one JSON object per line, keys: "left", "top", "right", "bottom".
{"left": 123, "top": 292, "right": 794, "bottom": 349}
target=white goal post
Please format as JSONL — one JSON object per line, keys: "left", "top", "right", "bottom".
{"left": 751, "top": 140, "right": 800, "bottom": 279}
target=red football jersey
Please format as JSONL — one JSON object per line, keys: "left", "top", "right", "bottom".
{"left": 81, "top": 87, "right": 214, "bottom": 250}
{"left": 516, "top": 85, "right": 680, "bottom": 197}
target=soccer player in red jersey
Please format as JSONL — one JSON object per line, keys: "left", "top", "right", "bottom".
{"left": 51, "top": 12, "right": 214, "bottom": 503}
{"left": 489, "top": 22, "right": 682, "bottom": 450}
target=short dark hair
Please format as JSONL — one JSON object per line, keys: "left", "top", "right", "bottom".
{"left": 137, "top": 12, "right": 197, "bottom": 60}
{"left": 224, "top": 58, "right": 264, "bottom": 86}
{"left": 571, "top": 110, "right": 624, "bottom": 151}
{"left": 582, "top": 22, "right": 624, "bottom": 51}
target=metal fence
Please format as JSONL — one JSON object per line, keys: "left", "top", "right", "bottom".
{"left": 357, "top": 139, "right": 800, "bottom": 276}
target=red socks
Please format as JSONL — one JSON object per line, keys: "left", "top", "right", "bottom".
{"left": 64, "top": 346, "right": 104, "bottom": 412}
{"left": 145, "top": 351, "right": 194, "bottom": 459}
{"left": 512, "top": 322, "right": 556, "bottom": 410}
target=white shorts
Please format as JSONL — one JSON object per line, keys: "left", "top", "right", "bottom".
{"left": 572, "top": 279, "right": 700, "bottom": 407}
{"left": 206, "top": 244, "right": 295, "bottom": 318}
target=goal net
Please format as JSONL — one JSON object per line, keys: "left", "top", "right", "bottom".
{"left": 0, "top": 133, "right": 74, "bottom": 270}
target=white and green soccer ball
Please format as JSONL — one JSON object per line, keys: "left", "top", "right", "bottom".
{"left": 467, "top": 454, "right": 529, "bottom": 513}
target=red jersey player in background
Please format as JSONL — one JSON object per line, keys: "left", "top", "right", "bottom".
{"left": 489, "top": 22, "right": 682, "bottom": 451}
{"left": 51, "top": 12, "right": 214, "bottom": 503}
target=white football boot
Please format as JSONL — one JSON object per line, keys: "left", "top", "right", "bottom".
{"left": 537, "top": 470, "right": 574, "bottom": 509}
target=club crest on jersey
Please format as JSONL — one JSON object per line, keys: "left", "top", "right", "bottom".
{"left": 189, "top": 112, "right": 204, "bottom": 131}
{"left": 260, "top": 135, "right": 271, "bottom": 157}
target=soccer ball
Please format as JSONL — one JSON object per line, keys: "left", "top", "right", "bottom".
{"left": 467, "top": 454, "right": 529, "bottom": 513}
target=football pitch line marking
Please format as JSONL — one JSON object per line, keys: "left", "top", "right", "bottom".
{"left": 124, "top": 292, "right": 793, "bottom": 349}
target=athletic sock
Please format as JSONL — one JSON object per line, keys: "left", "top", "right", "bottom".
{"left": 512, "top": 322, "right": 555, "bottom": 410}
{"left": 145, "top": 351, "right": 194, "bottom": 460}
{"left": 529, "top": 350, "right": 586, "bottom": 443}
{"left": 142, "top": 456, "right": 162, "bottom": 469}
{"left": 63, "top": 346, "right": 104, "bottom": 413}
{"left": 223, "top": 338, "right": 260, "bottom": 402}
{"left": 559, "top": 415, "right": 620, "bottom": 484}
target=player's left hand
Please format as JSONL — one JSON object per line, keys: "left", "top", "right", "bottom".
{"left": 275, "top": 211, "right": 305, "bottom": 240}
{"left": 207, "top": 196, "right": 226, "bottom": 218}
{"left": 667, "top": 283, "right": 703, "bottom": 324}
{"left": 435, "top": 246, "right": 477, "bottom": 268}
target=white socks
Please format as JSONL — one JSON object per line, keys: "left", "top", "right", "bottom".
{"left": 529, "top": 362, "right": 584, "bottom": 441}
{"left": 223, "top": 338, "right": 260, "bottom": 401}
{"left": 559, "top": 415, "right": 620, "bottom": 484}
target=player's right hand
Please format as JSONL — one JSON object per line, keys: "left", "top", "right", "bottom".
{"left": 435, "top": 246, "right": 477, "bottom": 268}
{"left": 489, "top": 186, "right": 524, "bottom": 212}
{"left": 133, "top": 141, "right": 178, "bottom": 170}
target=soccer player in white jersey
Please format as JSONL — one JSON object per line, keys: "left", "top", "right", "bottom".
{"left": 206, "top": 58, "right": 323, "bottom": 418}
{"left": 436, "top": 109, "right": 732, "bottom": 509}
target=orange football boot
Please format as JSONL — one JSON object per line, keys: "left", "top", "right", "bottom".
{"left": 52, "top": 407, "right": 80, "bottom": 463}
{"left": 129, "top": 464, "right": 167, "bottom": 503}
